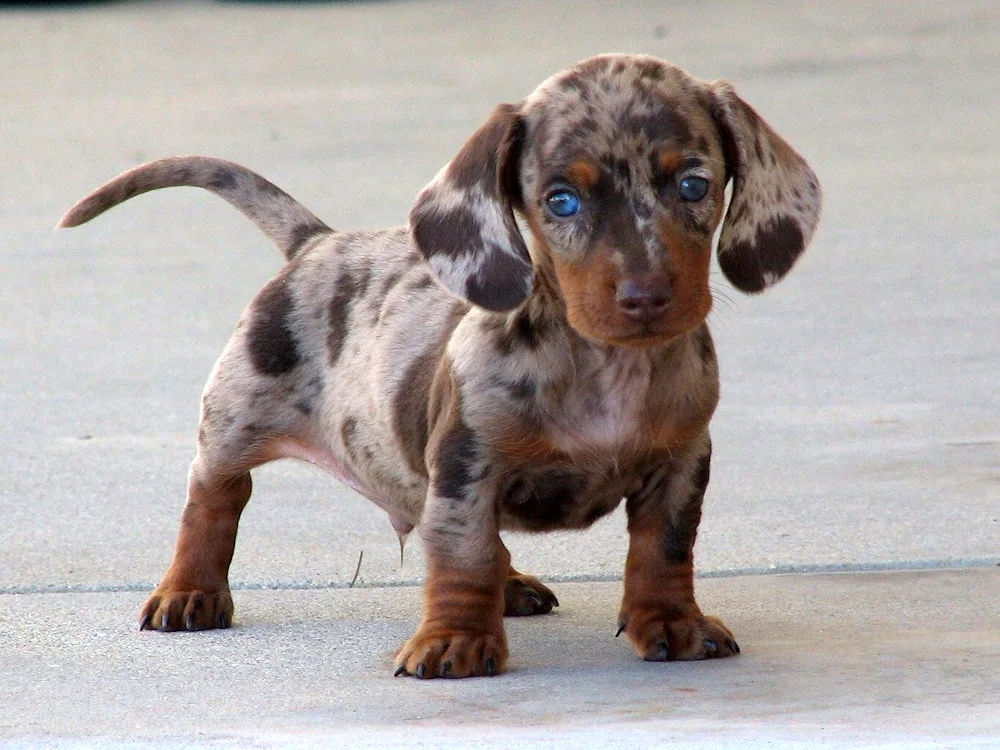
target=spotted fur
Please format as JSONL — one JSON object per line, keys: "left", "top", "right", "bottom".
{"left": 58, "top": 54, "right": 820, "bottom": 680}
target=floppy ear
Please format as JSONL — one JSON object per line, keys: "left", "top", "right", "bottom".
{"left": 710, "top": 81, "right": 822, "bottom": 293}
{"left": 409, "top": 103, "right": 533, "bottom": 312}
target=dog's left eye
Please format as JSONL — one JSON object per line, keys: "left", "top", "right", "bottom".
{"left": 678, "top": 176, "right": 709, "bottom": 202}
{"left": 545, "top": 189, "right": 581, "bottom": 218}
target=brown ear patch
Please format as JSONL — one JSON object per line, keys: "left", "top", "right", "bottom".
{"left": 717, "top": 214, "right": 805, "bottom": 293}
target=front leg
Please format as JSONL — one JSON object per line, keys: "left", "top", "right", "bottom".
{"left": 394, "top": 421, "right": 509, "bottom": 679}
{"left": 618, "top": 433, "right": 740, "bottom": 661}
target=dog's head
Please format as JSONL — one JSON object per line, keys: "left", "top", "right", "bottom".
{"left": 410, "top": 54, "right": 821, "bottom": 347}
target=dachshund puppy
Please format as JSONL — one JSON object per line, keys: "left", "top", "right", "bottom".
{"left": 59, "top": 54, "right": 821, "bottom": 679}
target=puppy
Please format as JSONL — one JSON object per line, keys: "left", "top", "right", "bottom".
{"left": 59, "top": 54, "right": 821, "bottom": 679}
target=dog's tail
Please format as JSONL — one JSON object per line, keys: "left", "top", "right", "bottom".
{"left": 57, "top": 156, "right": 333, "bottom": 261}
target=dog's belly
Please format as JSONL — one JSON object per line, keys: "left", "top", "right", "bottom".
{"left": 270, "top": 435, "right": 424, "bottom": 535}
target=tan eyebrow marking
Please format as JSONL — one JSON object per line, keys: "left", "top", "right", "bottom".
{"left": 566, "top": 159, "right": 601, "bottom": 190}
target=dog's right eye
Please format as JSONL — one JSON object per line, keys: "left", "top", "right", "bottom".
{"left": 545, "top": 189, "right": 581, "bottom": 218}
{"left": 677, "top": 176, "right": 709, "bottom": 202}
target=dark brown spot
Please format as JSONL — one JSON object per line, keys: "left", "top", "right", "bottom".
{"left": 341, "top": 417, "right": 359, "bottom": 464}
{"left": 433, "top": 420, "right": 479, "bottom": 501}
{"left": 720, "top": 215, "right": 805, "bottom": 293}
{"left": 663, "top": 445, "right": 711, "bottom": 563}
{"left": 406, "top": 273, "right": 434, "bottom": 291}
{"left": 392, "top": 303, "right": 466, "bottom": 475}
{"left": 248, "top": 272, "right": 299, "bottom": 376}
{"left": 556, "top": 70, "right": 588, "bottom": 94}
{"left": 208, "top": 167, "right": 238, "bottom": 191}
{"left": 295, "top": 375, "right": 322, "bottom": 416}
{"left": 380, "top": 270, "right": 403, "bottom": 297}
{"left": 633, "top": 58, "right": 666, "bottom": 82}
{"left": 286, "top": 222, "right": 331, "bottom": 260}
{"left": 410, "top": 199, "right": 533, "bottom": 312}
{"left": 465, "top": 251, "right": 533, "bottom": 312}
{"left": 496, "top": 307, "right": 542, "bottom": 355}
{"left": 695, "top": 325, "right": 715, "bottom": 364}
{"left": 393, "top": 349, "right": 438, "bottom": 476}
{"left": 505, "top": 376, "right": 536, "bottom": 401}
{"left": 327, "top": 269, "right": 357, "bottom": 366}
{"left": 411, "top": 203, "right": 481, "bottom": 262}
{"left": 627, "top": 106, "right": 692, "bottom": 148}
{"left": 252, "top": 173, "right": 286, "bottom": 197}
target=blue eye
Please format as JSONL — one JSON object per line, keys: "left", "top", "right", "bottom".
{"left": 678, "top": 176, "right": 709, "bottom": 202}
{"left": 545, "top": 189, "right": 581, "bottom": 218}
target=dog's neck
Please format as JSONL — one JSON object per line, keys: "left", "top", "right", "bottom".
{"left": 491, "top": 277, "right": 712, "bottom": 458}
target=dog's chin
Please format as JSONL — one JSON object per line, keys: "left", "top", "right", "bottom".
{"left": 571, "top": 317, "right": 706, "bottom": 350}
{"left": 605, "top": 332, "right": 682, "bottom": 349}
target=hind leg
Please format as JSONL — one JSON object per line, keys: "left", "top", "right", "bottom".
{"left": 140, "top": 333, "right": 320, "bottom": 631}
{"left": 139, "top": 451, "right": 255, "bottom": 632}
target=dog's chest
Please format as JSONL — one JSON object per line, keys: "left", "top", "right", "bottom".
{"left": 495, "top": 355, "right": 667, "bottom": 532}
{"left": 547, "top": 351, "right": 655, "bottom": 455}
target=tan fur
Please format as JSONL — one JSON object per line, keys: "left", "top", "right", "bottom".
{"left": 59, "top": 54, "right": 820, "bottom": 680}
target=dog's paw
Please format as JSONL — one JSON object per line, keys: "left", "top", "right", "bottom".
{"left": 504, "top": 573, "right": 559, "bottom": 617}
{"left": 617, "top": 608, "right": 739, "bottom": 662}
{"left": 139, "top": 588, "right": 234, "bottom": 632}
{"left": 394, "top": 628, "right": 508, "bottom": 679}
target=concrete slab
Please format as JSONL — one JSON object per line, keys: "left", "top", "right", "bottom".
{"left": 2, "top": 570, "right": 998, "bottom": 748}
{"left": 1, "top": 0, "right": 997, "bottom": 593}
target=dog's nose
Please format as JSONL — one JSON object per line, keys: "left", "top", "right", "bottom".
{"left": 615, "top": 277, "right": 671, "bottom": 322}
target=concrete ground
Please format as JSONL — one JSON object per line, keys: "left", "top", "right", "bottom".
{"left": 1, "top": 0, "right": 997, "bottom": 747}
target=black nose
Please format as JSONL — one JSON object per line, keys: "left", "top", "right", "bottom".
{"left": 615, "top": 277, "right": 671, "bottom": 322}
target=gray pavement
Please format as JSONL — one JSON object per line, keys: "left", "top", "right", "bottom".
{"left": 1, "top": 0, "right": 998, "bottom": 747}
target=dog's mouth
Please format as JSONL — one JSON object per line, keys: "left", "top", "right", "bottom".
{"left": 568, "top": 306, "right": 708, "bottom": 349}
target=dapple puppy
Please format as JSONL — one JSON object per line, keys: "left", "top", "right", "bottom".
{"left": 59, "top": 54, "right": 821, "bottom": 679}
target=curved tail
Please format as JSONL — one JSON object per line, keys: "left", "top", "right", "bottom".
{"left": 57, "top": 156, "right": 333, "bottom": 261}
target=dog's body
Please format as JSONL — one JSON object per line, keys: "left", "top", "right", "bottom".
{"left": 60, "top": 55, "right": 820, "bottom": 679}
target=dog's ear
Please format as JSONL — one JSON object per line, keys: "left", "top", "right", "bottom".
{"left": 409, "top": 103, "right": 532, "bottom": 312}
{"left": 709, "top": 82, "right": 822, "bottom": 293}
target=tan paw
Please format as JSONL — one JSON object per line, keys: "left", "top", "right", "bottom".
{"left": 618, "top": 608, "right": 739, "bottom": 661}
{"left": 139, "top": 588, "right": 234, "bottom": 632}
{"left": 394, "top": 628, "right": 508, "bottom": 679}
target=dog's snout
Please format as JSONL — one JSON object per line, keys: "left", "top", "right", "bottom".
{"left": 615, "top": 277, "right": 671, "bottom": 322}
